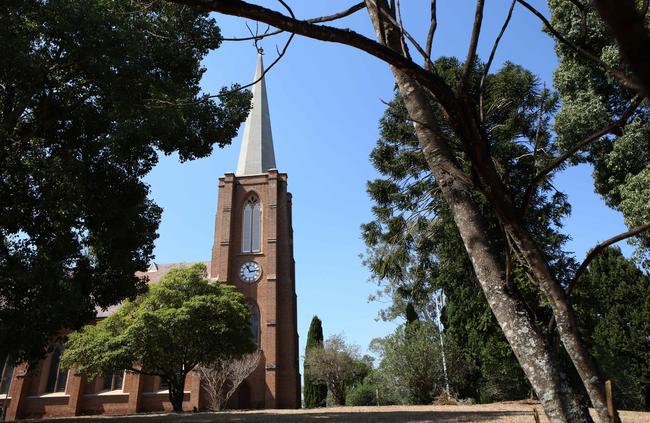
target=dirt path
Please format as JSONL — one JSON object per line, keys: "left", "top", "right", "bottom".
{"left": 36, "top": 403, "right": 650, "bottom": 423}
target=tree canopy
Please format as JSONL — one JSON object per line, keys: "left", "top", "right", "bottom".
{"left": 0, "top": 0, "right": 251, "bottom": 363}
{"left": 548, "top": 0, "right": 650, "bottom": 267}
{"left": 370, "top": 321, "right": 468, "bottom": 405}
{"left": 572, "top": 247, "right": 650, "bottom": 410}
{"left": 61, "top": 263, "right": 255, "bottom": 411}
{"left": 304, "top": 334, "right": 367, "bottom": 406}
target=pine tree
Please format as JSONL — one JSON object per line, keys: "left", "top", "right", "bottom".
{"left": 304, "top": 316, "right": 327, "bottom": 408}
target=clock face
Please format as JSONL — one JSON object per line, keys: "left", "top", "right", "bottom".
{"left": 239, "top": 261, "right": 262, "bottom": 283}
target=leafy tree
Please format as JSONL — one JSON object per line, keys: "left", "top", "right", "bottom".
{"left": 370, "top": 322, "right": 468, "bottom": 404}
{"left": 304, "top": 315, "right": 327, "bottom": 408}
{"left": 346, "top": 368, "right": 403, "bottom": 406}
{"left": 572, "top": 247, "right": 650, "bottom": 410}
{"left": 548, "top": 0, "right": 650, "bottom": 267}
{"left": 61, "top": 264, "right": 255, "bottom": 412}
{"left": 362, "top": 59, "right": 568, "bottom": 403}
{"left": 0, "top": 0, "right": 251, "bottom": 363}
{"left": 304, "top": 334, "right": 364, "bottom": 406}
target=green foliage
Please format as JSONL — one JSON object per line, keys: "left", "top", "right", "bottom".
{"left": 61, "top": 264, "right": 255, "bottom": 411}
{"left": 0, "top": 0, "right": 252, "bottom": 362}
{"left": 304, "top": 315, "right": 327, "bottom": 408}
{"left": 346, "top": 380, "right": 378, "bottom": 406}
{"left": 548, "top": 0, "right": 650, "bottom": 265}
{"left": 304, "top": 334, "right": 364, "bottom": 406}
{"left": 362, "top": 58, "right": 573, "bottom": 403}
{"left": 572, "top": 247, "right": 650, "bottom": 410}
{"left": 405, "top": 302, "right": 419, "bottom": 324}
{"left": 370, "top": 322, "right": 469, "bottom": 404}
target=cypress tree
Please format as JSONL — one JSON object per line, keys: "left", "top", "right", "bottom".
{"left": 304, "top": 315, "right": 327, "bottom": 408}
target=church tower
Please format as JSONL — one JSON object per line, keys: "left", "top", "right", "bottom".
{"left": 210, "top": 55, "right": 300, "bottom": 409}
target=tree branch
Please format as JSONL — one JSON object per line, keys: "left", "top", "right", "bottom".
{"left": 591, "top": 0, "right": 650, "bottom": 99}
{"left": 166, "top": 0, "right": 456, "bottom": 106}
{"left": 424, "top": 0, "right": 437, "bottom": 68}
{"left": 568, "top": 223, "right": 650, "bottom": 296}
{"left": 221, "top": 2, "right": 367, "bottom": 41}
{"left": 369, "top": 0, "right": 431, "bottom": 62}
{"left": 516, "top": 0, "right": 643, "bottom": 93}
{"left": 479, "top": 0, "right": 516, "bottom": 122}
{"left": 527, "top": 96, "right": 641, "bottom": 191}
{"left": 460, "top": 0, "right": 485, "bottom": 91}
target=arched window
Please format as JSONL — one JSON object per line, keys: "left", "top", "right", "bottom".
{"left": 242, "top": 195, "right": 261, "bottom": 253}
{"left": 249, "top": 303, "right": 260, "bottom": 347}
{"left": 45, "top": 345, "right": 67, "bottom": 393}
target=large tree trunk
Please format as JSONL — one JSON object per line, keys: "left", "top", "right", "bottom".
{"left": 363, "top": 2, "right": 590, "bottom": 422}
{"left": 448, "top": 98, "right": 611, "bottom": 422}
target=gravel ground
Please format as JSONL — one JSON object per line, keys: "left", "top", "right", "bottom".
{"left": 33, "top": 403, "right": 650, "bottom": 423}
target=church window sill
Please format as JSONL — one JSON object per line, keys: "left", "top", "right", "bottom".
{"left": 85, "top": 390, "right": 128, "bottom": 397}
{"left": 27, "top": 392, "right": 69, "bottom": 398}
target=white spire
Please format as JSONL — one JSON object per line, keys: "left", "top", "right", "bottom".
{"left": 236, "top": 54, "right": 276, "bottom": 176}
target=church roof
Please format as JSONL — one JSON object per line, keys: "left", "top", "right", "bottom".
{"left": 95, "top": 261, "right": 210, "bottom": 318}
{"left": 236, "top": 54, "right": 277, "bottom": 176}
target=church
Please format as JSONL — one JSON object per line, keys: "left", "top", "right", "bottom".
{"left": 1, "top": 55, "right": 301, "bottom": 420}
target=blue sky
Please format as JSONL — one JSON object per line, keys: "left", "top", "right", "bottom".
{"left": 145, "top": 2, "right": 631, "bottom": 362}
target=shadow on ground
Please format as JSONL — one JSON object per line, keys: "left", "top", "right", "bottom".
{"left": 37, "top": 409, "right": 533, "bottom": 423}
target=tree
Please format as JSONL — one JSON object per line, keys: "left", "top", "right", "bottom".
{"left": 572, "top": 247, "right": 650, "bottom": 410}
{"left": 370, "top": 322, "right": 468, "bottom": 404}
{"left": 163, "top": 2, "right": 649, "bottom": 421}
{"left": 304, "top": 316, "right": 327, "bottom": 408}
{"left": 61, "top": 264, "right": 256, "bottom": 412}
{"left": 304, "top": 334, "right": 364, "bottom": 406}
{"left": 548, "top": 0, "right": 650, "bottom": 269}
{"left": 362, "top": 60, "right": 566, "bottom": 404}
{"left": 196, "top": 351, "right": 261, "bottom": 411}
{"left": 0, "top": 0, "right": 251, "bottom": 364}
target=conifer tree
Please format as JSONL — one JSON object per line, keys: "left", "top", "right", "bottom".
{"left": 303, "top": 316, "right": 327, "bottom": 408}
{"left": 572, "top": 247, "right": 650, "bottom": 410}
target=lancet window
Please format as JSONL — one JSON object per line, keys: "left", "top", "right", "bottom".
{"left": 242, "top": 195, "right": 261, "bottom": 253}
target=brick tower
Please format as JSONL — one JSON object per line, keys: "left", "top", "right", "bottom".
{"left": 209, "top": 55, "right": 300, "bottom": 409}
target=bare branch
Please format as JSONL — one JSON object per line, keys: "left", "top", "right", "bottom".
{"left": 528, "top": 96, "right": 641, "bottom": 188}
{"left": 221, "top": 2, "right": 366, "bottom": 42}
{"left": 568, "top": 223, "right": 650, "bottom": 296}
{"left": 163, "top": 0, "right": 462, "bottom": 148}
{"left": 479, "top": 0, "right": 516, "bottom": 122}
{"left": 460, "top": 0, "right": 485, "bottom": 90}
{"left": 424, "top": 0, "right": 437, "bottom": 67}
{"left": 516, "top": 0, "right": 643, "bottom": 93}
